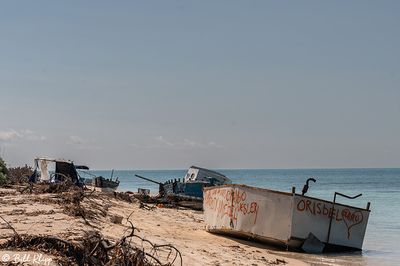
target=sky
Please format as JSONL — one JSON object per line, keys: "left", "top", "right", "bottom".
{"left": 0, "top": 1, "right": 399, "bottom": 169}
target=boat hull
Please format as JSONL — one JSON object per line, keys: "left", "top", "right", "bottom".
{"left": 92, "top": 177, "right": 119, "bottom": 189}
{"left": 203, "top": 185, "right": 370, "bottom": 251}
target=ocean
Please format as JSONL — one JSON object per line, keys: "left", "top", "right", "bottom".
{"left": 84, "top": 168, "right": 400, "bottom": 266}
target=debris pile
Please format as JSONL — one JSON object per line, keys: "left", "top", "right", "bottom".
{"left": 0, "top": 214, "right": 182, "bottom": 266}
{"left": 113, "top": 191, "right": 138, "bottom": 203}
{"left": 17, "top": 181, "right": 77, "bottom": 194}
{"left": 0, "top": 181, "right": 183, "bottom": 266}
{"left": 131, "top": 194, "right": 203, "bottom": 211}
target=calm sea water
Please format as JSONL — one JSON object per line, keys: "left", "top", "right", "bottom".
{"left": 83, "top": 168, "right": 400, "bottom": 266}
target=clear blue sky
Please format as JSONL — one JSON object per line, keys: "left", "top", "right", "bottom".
{"left": 0, "top": 1, "right": 399, "bottom": 169}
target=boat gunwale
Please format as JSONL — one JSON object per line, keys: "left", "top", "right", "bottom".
{"left": 295, "top": 193, "right": 371, "bottom": 212}
{"left": 204, "top": 184, "right": 371, "bottom": 212}
{"left": 203, "top": 184, "right": 293, "bottom": 196}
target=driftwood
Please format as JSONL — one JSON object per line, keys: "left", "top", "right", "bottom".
{"left": 0, "top": 215, "right": 182, "bottom": 266}
{"left": 0, "top": 184, "right": 183, "bottom": 265}
{"left": 139, "top": 202, "right": 156, "bottom": 211}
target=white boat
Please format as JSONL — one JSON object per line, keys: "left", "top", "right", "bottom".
{"left": 203, "top": 184, "right": 370, "bottom": 252}
{"left": 183, "top": 166, "right": 231, "bottom": 186}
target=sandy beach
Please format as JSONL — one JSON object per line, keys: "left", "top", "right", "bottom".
{"left": 0, "top": 187, "right": 307, "bottom": 265}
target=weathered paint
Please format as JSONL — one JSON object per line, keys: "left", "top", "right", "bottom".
{"left": 203, "top": 184, "right": 370, "bottom": 251}
{"left": 292, "top": 195, "right": 369, "bottom": 249}
{"left": 204, "top": 185, "right": 293, "bottom": 244}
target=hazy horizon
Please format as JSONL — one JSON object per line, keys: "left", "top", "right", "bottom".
{"left": 1, "top": 1, "right": 399, "bottom": 169}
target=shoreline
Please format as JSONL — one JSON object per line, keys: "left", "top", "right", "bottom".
{"left": 0, "top": 187, "right": 307, "bottom": 265}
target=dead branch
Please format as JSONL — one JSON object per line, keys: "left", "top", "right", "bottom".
{"left": 0, "top": 214, "right": 20, "bottom": 241}
{"left": 0, "top": 214, "right": 183, "bottom": 266}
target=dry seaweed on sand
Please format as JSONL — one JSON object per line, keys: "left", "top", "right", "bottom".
{"left": 113, "top": 191, "right": 138, "bottom": 203}
{"left": 0, "top": 215, "right": 182, "bottom": 266}
{"left": 17, "top": 183, "right": 110, "bottom": 222}
{"left": 18, "top": 180, "right": 82, "bottom": 194}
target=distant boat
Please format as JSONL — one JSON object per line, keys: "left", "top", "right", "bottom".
{"left": 133, "top": 166, "right": 231, "bottom": 210}
{"left": 81, "top": 168, "right": 120, "bottom": 190}
{"left": 203, "top": 183, "right": 371, "bottom": 253}
{"left": 92, "top": 176, "right": 120, "bottom": 189}
{"left": 135, "top": 166, "right": 231, "bottom": 199}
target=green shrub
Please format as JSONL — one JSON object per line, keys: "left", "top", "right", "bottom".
{"left": 0, "top": 157, "right": 7, "bottom": 185}
{"left": 0, "top": 172, "right": 6, "bottom": 185}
